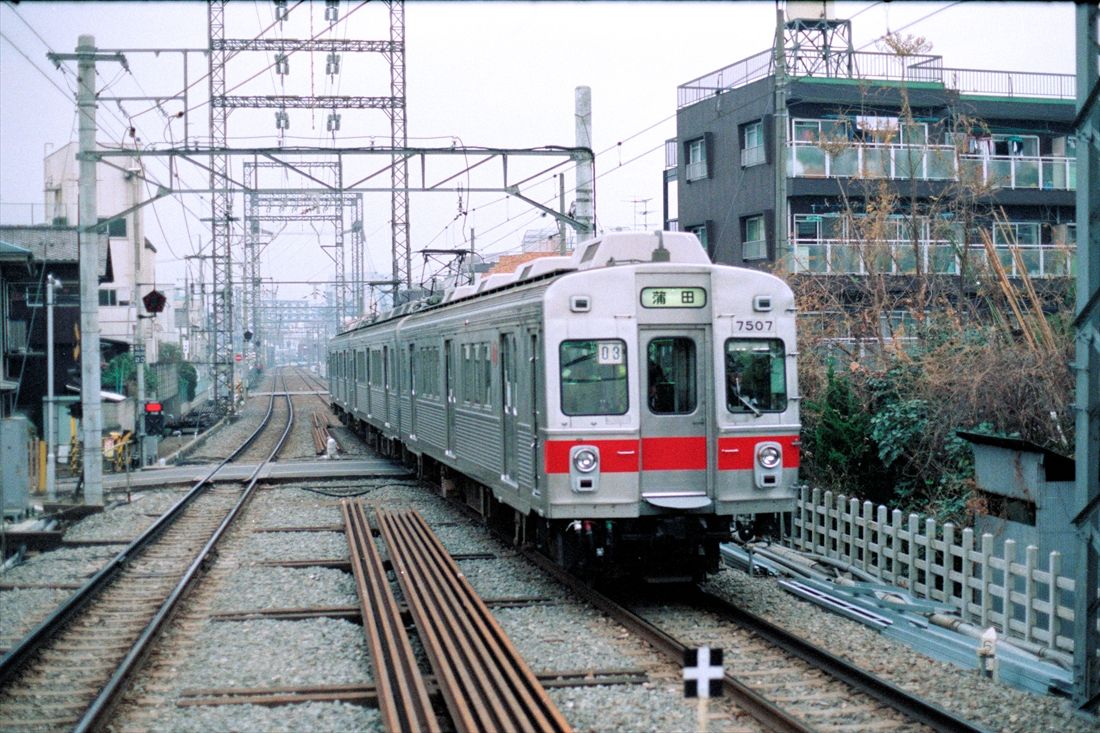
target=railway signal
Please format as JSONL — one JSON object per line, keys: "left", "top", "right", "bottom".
{"left": 144, "top": 402, "right": 164, "bottom": 434}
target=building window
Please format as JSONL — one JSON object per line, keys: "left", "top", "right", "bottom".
{"left": 741, "top": 120, "right": 765, "bottom": 167}
{"left": 743, "top": 215, "right": 767, "bottom": 260}
{"left": 97, "top": 217, "right": 127, "bottom": 237}
{"left": 98, "top": 289, "right": 118, "bottom": 306}
{"left": 687, "top": 224, "right": 708, "bottom": 251}
{"left": 685, "top": 138, "right": 707, "bottom": 181}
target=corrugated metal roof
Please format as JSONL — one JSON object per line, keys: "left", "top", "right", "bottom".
{"left": 0, "top": 240, "right": 33, "bottom": 260}
{"left": 0, "top": 226, "right": 108, "bottom": 276}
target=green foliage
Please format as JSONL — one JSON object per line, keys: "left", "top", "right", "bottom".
{"left": 101, "top": 353, "right": 157, "bottom": 396}
{"left": 179, "top": 361, "right": 198, "bottom": 402}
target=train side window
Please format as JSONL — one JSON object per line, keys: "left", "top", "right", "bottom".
{"left": 647, "top": 337, "right": 696, "bottom": 414}
{"left": 559, "top": 339, "right": 628, "bottom": 416}
{"left": 725, "top": 338, "right": 787, "bottom": 413}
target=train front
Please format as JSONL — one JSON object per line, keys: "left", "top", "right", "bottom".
{"left": 539, "top": 232, "right": 799, "bottom": 580}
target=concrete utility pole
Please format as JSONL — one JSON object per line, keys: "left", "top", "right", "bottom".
{"left": 1072, "top": 2, "right": 1100, "bottom": 713}
{"left": 47, "top": 35, "right": 129, "bottom": 505}
{"left": 773, "top": 8, "right": 789, "bottom": 268}
{"left": 45, "top": 274, "right": 61, "bottom": 500}
{"left": 574, "top": 86, "right": 595, "bottom": 239}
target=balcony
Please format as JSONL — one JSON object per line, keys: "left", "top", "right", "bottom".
{"left": 788, "top": 238, "right": 1075, "bottom": 278}
{"left": 685, "top": 160, "right": 708, "bottom": 182}
{"left": 789, "top": 141, "right": 1076, "bottom": 191}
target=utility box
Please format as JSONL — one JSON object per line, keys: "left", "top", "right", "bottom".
{"left": 958, "top": 430, "right": 1076, "bottom": 575}
{"left": 1, "top": 416, "right": 36, "bottom": 520}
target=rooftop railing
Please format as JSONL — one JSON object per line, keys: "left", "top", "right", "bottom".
{"left": 678, "top": 50, "right": 1075, "bottom": 109}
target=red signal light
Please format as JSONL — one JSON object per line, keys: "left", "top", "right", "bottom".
{"left": 144, "top": 402, "right": 163, "bottom": 413}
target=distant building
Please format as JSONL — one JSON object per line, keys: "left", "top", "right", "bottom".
{"left": 44, "top": 142, "right": 163, "bottom": 364}
{"left": 664, "top": 13, "right": 1076, "bottom": 284}
{"left": 0, "top": 225, "right": 110, "bottom": 435}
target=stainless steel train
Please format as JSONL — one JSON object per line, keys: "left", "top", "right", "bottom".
{"left": 328, "top": 231, "right": 800, "bottom": 579}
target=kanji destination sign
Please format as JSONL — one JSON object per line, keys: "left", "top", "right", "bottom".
{"left": 640, "top": 286, "right": 707, "bottom": 308}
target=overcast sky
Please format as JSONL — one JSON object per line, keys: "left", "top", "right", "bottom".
{"left": 0, "top": 1, "right": 1077, "bottom": 301}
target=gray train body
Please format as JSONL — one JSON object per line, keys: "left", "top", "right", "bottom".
{"left": 328, "top": 231, "right": 800, "bottom": 578}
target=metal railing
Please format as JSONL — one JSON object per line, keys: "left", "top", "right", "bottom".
{"left": 788, "top": 237, "right": 1075, "bottom": 278}
{"left": 789, "top": 141, "right": 1076, "bottom": 190}
{"left": 677, "top": 50, "right": 1075, "bottom": 109}
{"left": 942, "top": 67, "right": 1076, "bottom": 100}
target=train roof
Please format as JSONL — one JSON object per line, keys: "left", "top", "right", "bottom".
{"left": 335, "top": 231, "right": 712, "bottom": 336}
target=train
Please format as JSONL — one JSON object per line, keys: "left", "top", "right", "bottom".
{"left": 328, "top": 231, "right": 800, "bottom": 580}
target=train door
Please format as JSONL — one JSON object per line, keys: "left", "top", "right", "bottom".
{"left": 500, "top": 333, "right": 517, "bottom": 483}
{"left": 382, "top": 345, "right": 390, "bottom": 426}
{"left": 444, "top": 339, "right": 456, "bottom": 456}
{"left": 528, "top": 331, "right": 540, "bottom": 497}
{"left": 639, "top": 328, "right": 712, "bottom": 503}
{"left": 408, "top": 344, "right": 417, "bottom": 437}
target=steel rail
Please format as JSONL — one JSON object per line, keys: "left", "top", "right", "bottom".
{"left": 0, "top": 379, "right": 282, "bottom": 685}
{"left": 376, "top": 508, "right": 572, "bottom": 733}
{"left": 690, "top": 587, "right": 992, "bottom": 733}
{"left": 71, "top": 374, "right": 295, "bottom": 732}
{"left": 521, "top": 548, "right": 812, "bottom": 733}
{"left": 72, "top": 375, "right": 296, "bottom": 732}
{"left": 342, "top": 500, "right": 439, "bottom": 733}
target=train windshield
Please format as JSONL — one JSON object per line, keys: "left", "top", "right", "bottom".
{"left": 559, "top": 340, "right": 629, "bottom": 416}
{"left": 725, "top": 339, "right": 787, "bottom": 414}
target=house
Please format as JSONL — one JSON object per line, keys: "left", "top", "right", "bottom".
{"left": 0, "top": 225, "right": 115, "bottom": 476}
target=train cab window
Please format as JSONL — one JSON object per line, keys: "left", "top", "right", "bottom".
{"left": 725, "top": 339, "right": 787, "bottom": 414}
{"left": 559, "top": 340, "right": 628, "bottom": 416}
{"left": 647, "top": 337, "right": 696, "bottom": 414}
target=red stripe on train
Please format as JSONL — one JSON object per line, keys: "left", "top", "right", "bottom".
{"left": 640, "top": 437, "right": 707, "bottom": 471}
{"left": 717, "top": 435, "right": 800, "bottom": 470}
{"left": 545, "top": 435, "right": 799, "bottom": 474}
{"left": 544, "top": 439, "right": 640, "bottom": 474}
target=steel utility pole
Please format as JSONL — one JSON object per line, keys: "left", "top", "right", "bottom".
{"left": 1072, "top": 1, "right": 1100, "bottom": 713}
{"left": 48, "top": 36, "right": 128, "bottom": 505}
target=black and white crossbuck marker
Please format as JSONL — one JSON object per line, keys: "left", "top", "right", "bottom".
{"left": 683, "top": 647, "right": 724, "bottom": 699}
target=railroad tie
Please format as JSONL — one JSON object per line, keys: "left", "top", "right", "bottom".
{"left": 376, "top": 507, "right": 573, "bottom": 733}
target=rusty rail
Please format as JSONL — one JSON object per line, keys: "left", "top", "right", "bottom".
{"left": 342, "top": 501, "right": 439, "bottom": 733}
{"left": 376, "top": 508, "right": 572, "bottom": 733}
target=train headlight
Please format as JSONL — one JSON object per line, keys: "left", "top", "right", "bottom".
{"left": 757, "top": 444, "right": 782, "bottom": 469}
{"left": 572, "top": 447, "right": 599, "bottom": 473}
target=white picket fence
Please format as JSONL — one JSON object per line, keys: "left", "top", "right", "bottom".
{"left": 787, "top": 487, "right": 1075, "bottom": 653}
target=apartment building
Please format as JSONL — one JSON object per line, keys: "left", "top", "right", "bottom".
{"left": 664, "top": 14, "right": 1076, "bottom": 284}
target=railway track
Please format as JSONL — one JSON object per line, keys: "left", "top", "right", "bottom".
{"left": 0, "top": 379, "right": 295, "bottom": 731}
{"left": 521, "top": 549, "right": 990, "bottom": 733}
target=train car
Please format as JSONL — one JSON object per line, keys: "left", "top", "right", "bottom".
{"left": 329, "top": 231, "right": 799, "bottom": 579}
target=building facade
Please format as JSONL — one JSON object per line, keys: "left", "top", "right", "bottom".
{"left": 44, "top": 142, "right": 163, "bottom": 363}
{"left": 665, "top": 16, "right": 1076, "bottom": 284}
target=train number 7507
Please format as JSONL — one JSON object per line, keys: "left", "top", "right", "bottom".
{"left": 733, "top": 319, "right": 774, "bottom": 332}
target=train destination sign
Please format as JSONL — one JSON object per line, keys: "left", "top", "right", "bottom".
{"left": 640, "top": 286, "right": 707, "bottom": 309}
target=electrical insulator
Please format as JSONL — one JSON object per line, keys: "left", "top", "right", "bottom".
{"left": 274, "top": 0, "right": 288, "bottom": 21}
{"left": 326, "top": 52, "right": 340, "bottom": 76}
{"left": 325, "top": 0, "right": 339, "bottom": 21}
{"left": 275, "top": 53, "right": 289, "bottom": 76}
{"left": 275, "top": 110, "right": 289, "bottom": 130}
{"left": 326, "top": 113, "right": 341, "bottom": 132}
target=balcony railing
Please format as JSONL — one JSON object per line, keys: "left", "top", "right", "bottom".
{"left": 788, "top": 238, "right": 1075, "bottom": 278}
{"left": 743, "top": 239, "right": 768, "bottom": 260}
{"left": 685, "top": 160, "right": 708, "bottom": 181}
{"left": 665, "top": 139, "right": 678, "bottom": 170}
{"left": 789, "top": 141, "right": 1076, "bottom": 190}
{"left": 741, "top": 144, "right": 766, "bottom": 167}
{"left": 677, "top": 51, "right": 1075, "bottom": 109}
